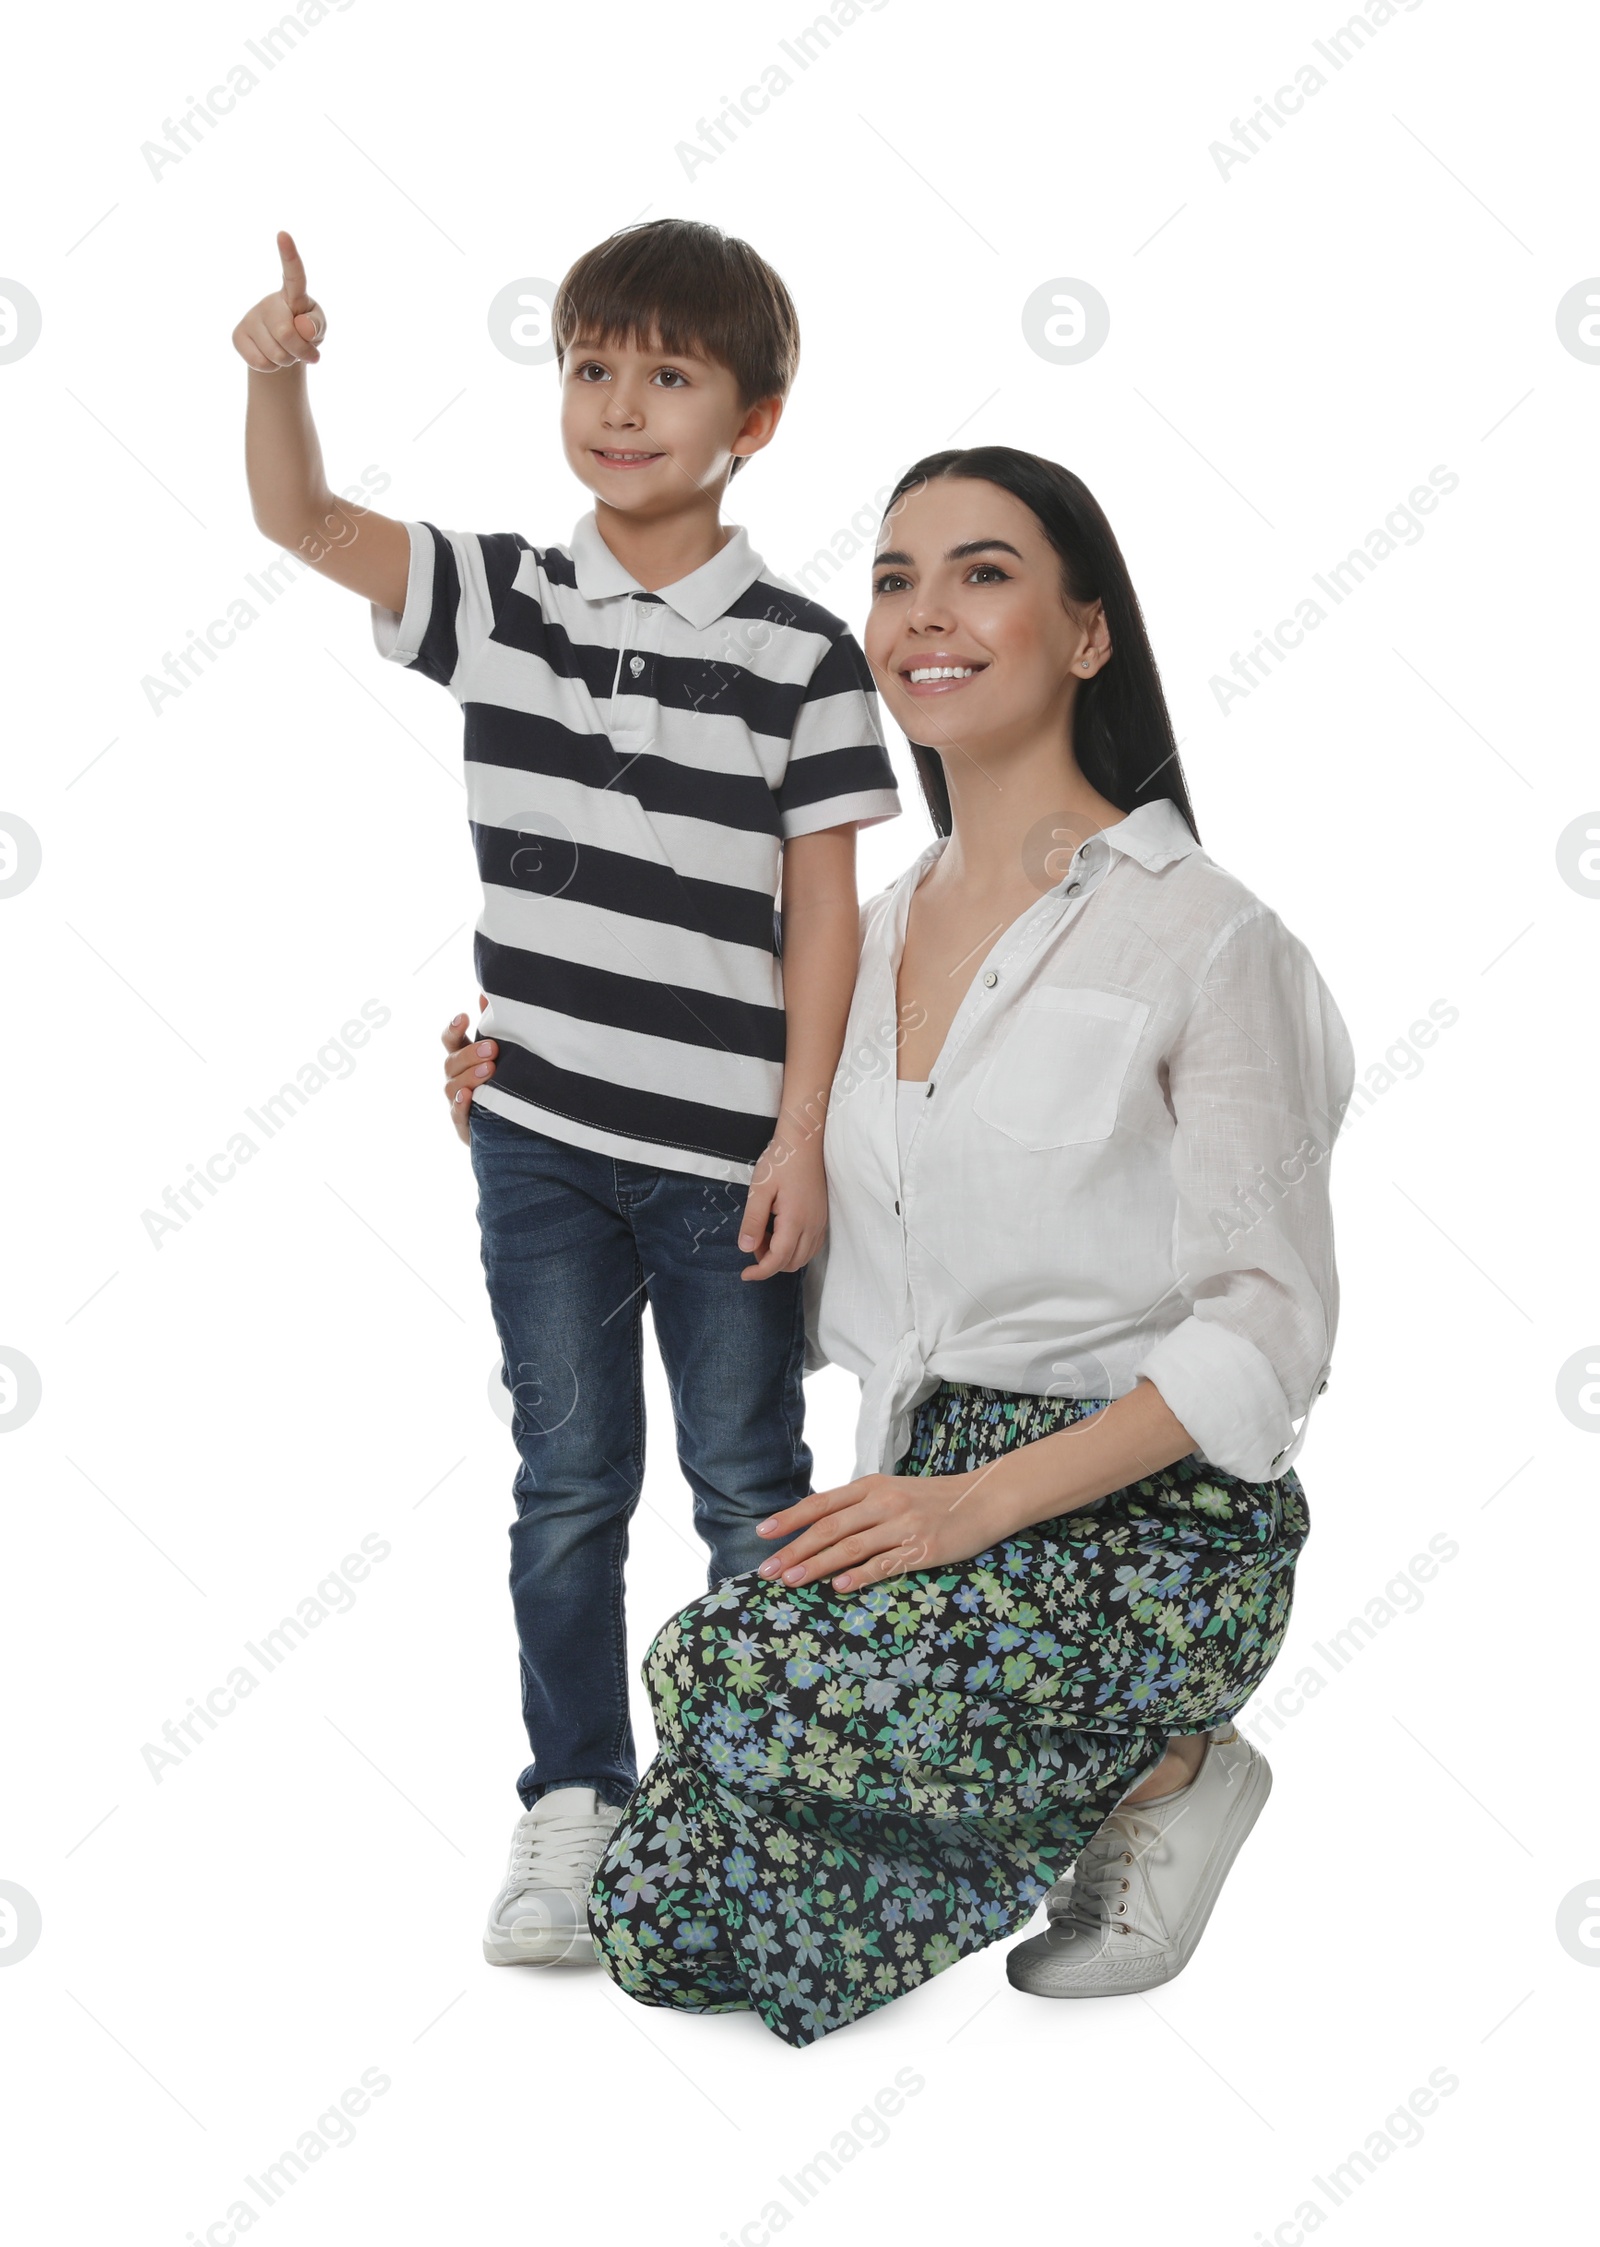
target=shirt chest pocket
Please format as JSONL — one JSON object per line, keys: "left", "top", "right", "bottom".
{"left": 972, "top": 986, "right": 1150, "bottom": 1149}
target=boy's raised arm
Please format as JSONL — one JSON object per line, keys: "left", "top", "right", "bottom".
{"left": 237, "top": 230, "right": 411, "bottom": 614}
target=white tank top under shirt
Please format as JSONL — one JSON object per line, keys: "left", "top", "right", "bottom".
{"left": 897, "top": 1079, "right": 928, "bottom": 1166}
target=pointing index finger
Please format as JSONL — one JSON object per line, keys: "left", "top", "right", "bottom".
{"left": 277, "top": 228, "right": 310, "bottom": 310}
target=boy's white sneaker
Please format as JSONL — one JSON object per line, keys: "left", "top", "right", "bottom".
{"left": 482, "top": 1788, "right": 621, "bottom": 1967}
{"left": 1006, "top": 1724, "right": 1271, "bottom": 1999}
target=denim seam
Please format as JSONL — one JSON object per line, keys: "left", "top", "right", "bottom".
{"left": 606, "top": 1249, "right": 647, "bottom": 1780}
{"left": 784, "top": 1279, "right": 810, "bottom": 1496}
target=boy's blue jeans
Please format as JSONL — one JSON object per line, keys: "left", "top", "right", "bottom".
{"left": 468, "top": 1103, "right": 812, "bottom": 1811}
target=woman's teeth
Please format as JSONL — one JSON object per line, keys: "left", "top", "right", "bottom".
{"left": 907, "top": 665, "right": 977, "bottom": 682}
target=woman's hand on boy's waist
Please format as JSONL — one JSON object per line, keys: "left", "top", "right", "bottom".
{"left": 442, "top": 996, "right": 495, "bottom": 1144}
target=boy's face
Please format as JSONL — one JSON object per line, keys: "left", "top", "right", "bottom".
{"left": 559, "top": 331, "right": 782, "bottom": 517}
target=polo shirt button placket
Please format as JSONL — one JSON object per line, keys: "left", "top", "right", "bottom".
{"left": 612, "top": 595, "right": 657, "bottom": 750}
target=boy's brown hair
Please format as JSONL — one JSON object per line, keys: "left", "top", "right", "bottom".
{"left": 554, "top": 219, "right": 800, "bottom": 473}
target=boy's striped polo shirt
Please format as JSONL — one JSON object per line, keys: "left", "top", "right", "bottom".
{"left": 372, "top": 513, "right": 901, "bottom": 1181}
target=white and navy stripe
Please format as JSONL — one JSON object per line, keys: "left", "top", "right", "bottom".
{"left": 373, "top": 514, "right": 900, "bottom": 1180}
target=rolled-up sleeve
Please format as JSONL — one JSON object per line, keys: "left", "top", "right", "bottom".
{"left": 1134, "top": 905, "right": 1355, "bottom": 1479}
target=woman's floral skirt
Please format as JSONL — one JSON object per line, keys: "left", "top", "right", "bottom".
{"left": 588, "top": 1382, "right": 1308, "bottom": 2048}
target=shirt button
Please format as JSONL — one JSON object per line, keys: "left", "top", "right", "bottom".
{"left": 925, "top": 1082, "right": 935, "bottom": 1098}
{"left": 1065, "top": 881, "right": 1081, "bottom": 896}
{"left": 629, "top": 656, "right": 645, "bottom": 677}
{"left": 982, "top": 971, "right": 998, "bottom": 988}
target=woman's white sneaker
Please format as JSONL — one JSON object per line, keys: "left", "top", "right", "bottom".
{"left": 482, "top": 1788, "right": 622, "bottom": 1966}
{"left": 1006, "top": 1725, "right": 1271, "bottom": 1998}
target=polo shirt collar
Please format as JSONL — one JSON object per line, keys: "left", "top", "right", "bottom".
{"left": 568, "top": 513, "right": 766, "bottom": 628}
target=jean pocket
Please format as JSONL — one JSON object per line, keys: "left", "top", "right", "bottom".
{"left": 468, "top": 1094, "right": 517, "bottom": 1136}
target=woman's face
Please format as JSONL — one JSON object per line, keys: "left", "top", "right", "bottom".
{"left": 865, "top": 476, "right": 1108, "bottom": 769}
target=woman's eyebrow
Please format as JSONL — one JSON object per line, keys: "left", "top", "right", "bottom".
{"left": 872, "top": 539, "right": 1025, "bottom": 570}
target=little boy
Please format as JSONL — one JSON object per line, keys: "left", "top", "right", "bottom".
{"left": 233, "top": 218, "right": 899, "bottom": 1963}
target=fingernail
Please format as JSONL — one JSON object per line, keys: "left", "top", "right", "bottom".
{"left": 756, "top": 1519, "right": 776, "bottom": 1536}
{"left": 758, "top": 1560, "right": 777, "bottom": 1577}
{"left": 833, "top": 1576, "right": 851, "bottom": 1592}
{"left": 781, "top": 1566, "right": 806, "bottom": 1585}
{"left": 474, "top": 1064, "right": 491, "bottom": 1078}
{"left": 477, "top": 1041, "right": 495, "bottom": 1055}
{"left": 738, "top": 1236, "right": 754, "bottom": 1251}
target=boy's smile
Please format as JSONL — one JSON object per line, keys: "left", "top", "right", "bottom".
{"left": 560, "top": 330, "right": 782, "bottom": 522}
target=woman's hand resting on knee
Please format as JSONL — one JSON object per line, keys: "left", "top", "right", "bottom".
{"left": 755, "top": 1469, "right": 1008, "bottom": 1593}
{"left": 756, "top": 1381, "right": 1200, "bottom": 1593}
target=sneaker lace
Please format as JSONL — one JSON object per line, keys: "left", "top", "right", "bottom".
{"left": 1061, "top": 1807, "right": 1172, "bottom": 1943}
{"left": 506, "top": 1802, "right": 614, "bottom": 1897}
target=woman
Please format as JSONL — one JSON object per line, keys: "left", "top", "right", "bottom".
{"left": 454, "top": 448, "right": 1353, "bottom": 2047}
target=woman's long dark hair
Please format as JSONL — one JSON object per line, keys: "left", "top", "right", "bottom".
{"left": 881, "top": 447, "right": 1199, "bottom": 844}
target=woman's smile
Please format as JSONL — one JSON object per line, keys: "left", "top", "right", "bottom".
{"left": 898, "top": 653, "right": 991, "bottom": 696}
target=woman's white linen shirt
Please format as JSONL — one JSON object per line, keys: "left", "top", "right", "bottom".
{"left": 808, "top": 798, "right": 1355, "bottom": 1485}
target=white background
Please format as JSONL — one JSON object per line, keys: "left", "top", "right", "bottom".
{"left": 1, "top": 0, "right": 1594, "bottom": 2239}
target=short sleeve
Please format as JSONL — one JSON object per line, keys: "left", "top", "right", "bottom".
{"left": 1133, "top": 906, "right": 1355, "bottom": 1479}
{"left": 774, "top": 629, "right": 901, "bottom": 841}
{"left": 370, "top": 521, "right": 480, "bottom": 690}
